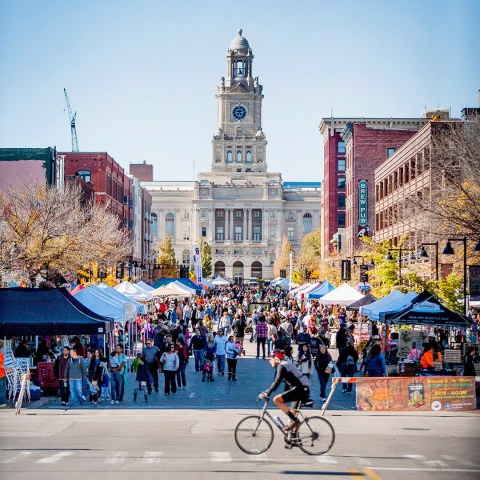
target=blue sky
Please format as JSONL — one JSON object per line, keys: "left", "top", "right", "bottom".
{"left": 0, "top": 0, "right": 478, "bottom": 181}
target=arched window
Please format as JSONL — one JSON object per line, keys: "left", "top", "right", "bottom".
{"left": 151, "top": 213, "right": 158, "bottom": 235}
{"left": 227, "top": 151, "right": 233, "bottom": 163}
{"left": 214, "top": 261, "right": 226, "bottom": 277}
{"left": 246, "top": 151, "right": 252, "bottom": 163}
{"left": 165, "top": 212, "right": 175, "bottom": 237}
{"left": 303, "top": 213, "right": 312, "bottom": 234}
{"left": 251, "top": 261, "right": 262, "bottom": 279}
{"left": 201, "top": 226, "right": 207, "bottom": 237}
{"left": 236, "top": 151, "right": 242, "bottom": 163}
{"left": 182, "top": 249, "right": 190, "bottom": 267}
{"left": 233, "top": 261, "right": 244, "bottom": 284}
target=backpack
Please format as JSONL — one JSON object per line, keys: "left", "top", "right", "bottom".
{"left": 274, "top": 327, "right": 290, "bottom": 349}
{"left": 346, "top": 355, "right": 355, "bottom": 366}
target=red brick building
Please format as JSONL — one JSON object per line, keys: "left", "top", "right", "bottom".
{"left": 60, "top": 152, "right": 133, "bottom": 244}
{"left": 319, "top": 117, "right": 429, "bottom": 261}
{"left": 130, "top": 161, "right": 153, "bottom": 182}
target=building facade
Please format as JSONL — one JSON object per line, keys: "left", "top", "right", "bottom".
{"left": 143, "top": 30, "right": 321, "bottom": 281}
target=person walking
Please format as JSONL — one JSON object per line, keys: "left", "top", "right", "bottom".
{"left": 189, "top": 328, "right": 206, "bottom": 372}
{"left": 363, "top": 344, "right": 387, "bottom": 377}
{"left": 54, "top": 346, "right": 71, "bottom": 406}
{"left": 314, "top": 344, "right": 332, "bottom": 401}
{"left": 225, "top": 336, "right": 241, "bottom": 381}
{"left": 142, "top": 339, "right": 160, "bottom": 394}
{"left": 160, "top": 344, "right": 179, "bottom": 395}
{"left": 175, "top": 338, "right": 188, "bottom": 389}
{"left": 214, "top": 328, "right": 228, "bottom": 375}
{"left": 64, "top": 346, "right": 87, "bottom": 407}
{"left": 256, "top": 315, "right": 268, "bottom": 359}
{"left": 0, "top": 340, "right": 12, "bottom": 408}
{"left": 337, "top": 339, "right": 358, "bottom": 394}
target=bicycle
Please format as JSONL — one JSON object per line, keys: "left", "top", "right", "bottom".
{"left": 234, "top": 396, "right": 335, "bottom": 455}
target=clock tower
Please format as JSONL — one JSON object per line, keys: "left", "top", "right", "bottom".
{"left": 211, "top": 29, "right": 267, "bottom": 173}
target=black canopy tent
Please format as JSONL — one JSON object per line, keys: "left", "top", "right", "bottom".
{"left": 0, "top": 287, "right": 114, "bottom": 336}
{"left": 383, "top": 290, "right": 472, "bottom": 328}
{"left": 346, "top": 293, "right": 377, "bottom": 311}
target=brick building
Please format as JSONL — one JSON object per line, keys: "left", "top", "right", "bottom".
{"left": 130, "top": 161, "right": 153, "bottom": 182}
{"left": 318, "top": 117, "right": 429, "bottom": 260}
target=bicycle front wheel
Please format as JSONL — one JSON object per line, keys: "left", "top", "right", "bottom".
{"left": 297, "top": 416, "right": 335, "bottom": 455}
{"left": 234, "top": 415, "right": 274, "bottom": 455}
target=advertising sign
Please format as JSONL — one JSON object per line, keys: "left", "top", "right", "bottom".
{"left": 358, "top": 180, "right": 368, "bottom": 227}
{"left": 356, "top": 376, "right": 476, "bottom": 412}
{"left": 192, "top": 245, "right": 203, "bottom": 284}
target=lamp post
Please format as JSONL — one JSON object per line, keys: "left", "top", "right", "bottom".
{"left": 384, "top": 247, "right": 409, "bottom": 285}
{"left": 417, "top": 242, "right": 439, "bottom": 281}
{"left": 289, "top": 251, "right": 293, "bottom": 291}
{"left": 442, "top": 236, "right": 467, "bottom": 314}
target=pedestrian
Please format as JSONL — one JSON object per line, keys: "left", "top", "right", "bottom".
{"left": 214, "top": 328, "right": 228, "bottom": 375}
{"left": 189, "top": 327, "right": 206, "bottom": 372}
{"left": 335, "top": 323, "right": 347, "bottom": 352}
{"left": 160, "top": 343, "right": 179, "bottom": 395}
{"left": 256, "top": 315, "right": 268, "bottom": 359}
{"left": 0, "top": 339, "right": 12, "bottom": 408}
{"left": 232, "top": 313, "right": 246, "bottom": 355}
{"left": 87, "top": 348, "right": 104, "bottom": 407}
{"left": 296, "top": 343, "right": 313, "bottom": 378}
{"left": 142, "top": 338, "right": 160, "bottom": 394}
{"left": 337, "top": 339, "right": 358, "bottom": 394}
{"left": 203, "top": 334, "right": 217, "bottom": 375}
{"left": 14, "top": 339, "right": 31, "bottom": 358}
{"left": 175, "top": 337, "right": 188, "bottom": 389}
{"left": 225, "top": 336, "right": 241, "bottom": 381}
{"left": 314, "top": 344, "right": 332, "bottom": 401}
{"left": 108, "top": 351, "right": 122, "bottom": 405}
{"left": 463, "top": 345, "right": 476, "bottom": 376}
{"left": 64, "top": 346, "right": 87, "bottom": 407}
{"left": 363, "top": 344, "right": 387, "bottom": 377}
{"left": 53, "top": 346, "right": 71, "bottom": 406}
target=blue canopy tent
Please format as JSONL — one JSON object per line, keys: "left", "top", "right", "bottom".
{"left": 0, "top": 288, "right": 114, "bottom": 336}
{"left": 152, "top": 277, "right": 201, "bottom": 293}
{"left": 74, "top": 286, "right": 126, "bottom": 322}
{"left": 360, "top": 290, "right": 405, "bottom": 320}
{"left": 307, "top": 281, "right": 335, "bottom": 299}
{"left": 95, "top": 284, "right": 146, "bottom": 314}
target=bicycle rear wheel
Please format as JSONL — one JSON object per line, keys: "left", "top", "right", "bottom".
{"left": 297, "top": 416, "right": 335, "bottom": 455}
{"left": 234, "top": 415, "right": 274, "bottom": 455}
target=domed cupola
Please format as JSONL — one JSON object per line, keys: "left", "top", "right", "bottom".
{"left": 230, "top": 29, "right": 250, "bottom": 51}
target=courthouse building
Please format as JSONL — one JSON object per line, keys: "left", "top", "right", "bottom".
{"left": 141, "top": 30, "right": 321, "bottom": 281}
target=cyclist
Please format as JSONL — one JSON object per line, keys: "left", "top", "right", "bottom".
{"left": 259, "top": 349, "right": 310, "bottom": 432}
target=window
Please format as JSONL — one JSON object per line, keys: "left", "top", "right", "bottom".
{"left": 183, "top": 211, "right": 190, "bottom": 220}
{"left": 201, "top": 226, "right": 206, "bottom": 237}
{"left": 387, "top": 148, "right": 396, "bottom": 158}
{"left": 236, "top": 151, "right": 242, "bottom": 163}
{"left": 269, "top": 210, "right": 276, "bottom": 219}
{"left": 235, "top": 226, "right": 243, "bottom": 241}
{"left": 227, "top": 151, "right": 233, "bottom": 163}
{"left": 253, "top": 210, "right": 261, "bottom": 219}
{"left": 337, "top": 141, "right": 346, "bottom": 154}
{"left": 233, "top": 249, "right": 244, "bottom": 255}
{"left": 303, "top": 213, "right": 312, "bottom": 234}
{"left": 216, "top": 226, "right": 224, "bottom": 241}
{"left": 215, "top": 249, "right": 224, "bottom": 255}
{"left": 287, "top": 226, "right": 295, "bottom": 242}
{"left": 216, "top": 209, "right": 224, "bottom": 218}
{"left": 338, "top": 177, "right": 346, "bottom": 190}
{"left": 235, "top": 209, "right": 243, "bottom": 219}
{"left": 253, "top": 226, "right": 261, "bottom": 241}
{"left": 337, "top": 159, "right": 346, "bottom": 171}
{"left": 165, "top": 213, "right": 174, "bottom": 237}
{"left": 151, "top": 213, "right": 158, "bottom": 235}
{"left": 201, "top": 209, "right": 207, "bottom": 218}
{"left": 182, "top": 250, "right": 190, "bottom": 267}
{"left": 338, "top": 195, "right": 346, "bottom": 208}
{"left": 270, "top": 226, "right": 276, "bottom": 238}
{"left": 246, "top": 151, "right": 252, "bottom": 163}
{"left": 77, "top": 170, "right": 91, "bottom": 183}
{"left": 182, "top": 226, "right": 190, "bottom": 240}
{"left": 338, "top": 213, "right": 346, "bottom": 227}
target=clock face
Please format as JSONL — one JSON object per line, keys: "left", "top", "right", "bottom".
{"left": 232, "top": 105, "right": 247, "bottom": 120}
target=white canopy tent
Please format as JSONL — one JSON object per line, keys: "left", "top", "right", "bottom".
{"left": 165, "top": 281, "right": 195, "bottom": 296}
{"left": 211, "top": 277, "right": 231, "bottom": 286}
{"left": 136, "top": 281, "right": 154, "bottom": 292}
{"left": 150, "top": 286, "right": 185, "bottom": 297}
{"left": 295, "top": 282, "right": 321, "bottom": 298}
{"left": 96, "top": 283, "right": 146, "bottom": 314}
{"left": 319, "top": 283, "right": 364, "bottom": 306}
{"left": 114, "top": 281, "right": 152, "bottom": 302}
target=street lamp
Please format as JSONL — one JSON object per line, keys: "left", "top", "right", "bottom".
{"left": 384, "top": 247, "right": 411, "bottom": 285}
{"left": 417, "top": 242, "right": 439, "bottom": 281}
{"left": 442, "top": 236, "right": 467, "bottom": 314}
{"left": 289, "top": 251, "right": 293, "bottom": 291}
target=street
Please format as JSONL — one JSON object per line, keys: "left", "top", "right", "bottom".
{"left": 0, "top": 409, "right": 479, "bottom": 480}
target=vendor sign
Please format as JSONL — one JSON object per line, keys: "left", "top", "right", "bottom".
{"left": 356, "top": 376, "right": 476, "bottom": 412}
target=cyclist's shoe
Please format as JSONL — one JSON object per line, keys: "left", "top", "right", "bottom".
{"left": 282, "top": 419, "right": 300, "bottom": 433}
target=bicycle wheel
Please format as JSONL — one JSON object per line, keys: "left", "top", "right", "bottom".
{"left": 234, "top": 415, "right": 274, "bottom": 455}
{"left": 297, "top": 416, "right": 335, "bottom": 455}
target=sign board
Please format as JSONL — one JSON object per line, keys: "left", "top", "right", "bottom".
{"left": 469, "top": 265, "right": 480, "bottom": 301}
{"left": 124, "top": 303, "right": 136, "bottom": 322}
{"left": 356, "top": 376, "right": 476, "bottom": 412}
{"left": 443, "top": 349, "right": 462, "bottom": 363}
{"left": 358, "top": 180, "right": 368, "bottom": 227}
{"left": 397, "top": 330, "right": 427, "bottom": 359}
{"left": 192, "top": 245, "right": 203, "bottom": 284}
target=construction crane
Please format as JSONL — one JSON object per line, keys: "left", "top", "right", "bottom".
{"left": 63, "top": 88, "right": 79, "bottom": 152}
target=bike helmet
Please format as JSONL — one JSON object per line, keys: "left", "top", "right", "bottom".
{"left": 271, "top": 349, "right": 285, "bottom": 360}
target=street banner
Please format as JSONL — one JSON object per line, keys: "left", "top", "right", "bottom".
{"left": 356, "top": 376, "right": 476, "bottom": 412}
{"left": 192, "top": 245, "right": 203, "bottom": 284}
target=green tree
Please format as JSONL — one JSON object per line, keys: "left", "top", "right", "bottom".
{"left": 297, "top": 229, "right": 321, "bottom": 280}
{"left": 156, "top": 234, "right": 177, "bottom": 277}
{"left": 199, "top": 237, "right": 212, "bottom": 277}
{"left": 274, "top": 236, "right": 292, "bottom": 278}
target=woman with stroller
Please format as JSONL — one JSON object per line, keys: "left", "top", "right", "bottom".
{"left": 202, "top": 334, "right": 217, "bottom": 382}
{"left": 87, "top": 348, "right": 105, "bottom": 407}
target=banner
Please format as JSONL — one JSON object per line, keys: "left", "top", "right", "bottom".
{"left": 356, "top": 376, "right": 476, "bottom": 412}
{"left": 192, "top": 245, "right": 203, "bottom": 284}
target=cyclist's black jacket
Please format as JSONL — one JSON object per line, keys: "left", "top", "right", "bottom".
{"left": 266, "top": 360, "right": 310, "bottom": 396}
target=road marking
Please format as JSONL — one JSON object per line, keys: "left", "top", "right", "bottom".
{"left": 141, "top": 451, "right": 163, "bottom": 464}
{"left": 403, "top": 454, "right": 427, "bottom": 461}
{"left": 315, "top": 456, "right": 338, "bottom": 464}
{"left": 348, "top": 468, "right": 364, "bottom": 480}
{"left": 105, "top": 452, "right": 128, "bottom": 464}
{"left": 440, "top": 455, "right": 478, "bottom": 467}
{"left": 1, "top": 452, "right": 32, "bottom": 464}
{"left": 36, "top": 452, "right": 73, "bottom": 464}
{"left": 355, "top": 457, "right": 371, "bottom": 466}
{"left": 210, "top": 451, "right": 231, "bottom": 462}
{"left": 364, "top": 468, "right": 383, "bottom": 480}
{"left": 424, "top": 459, "right": 447, "bottom": 467}
{"left": 248, "top": 453, "right": 268, "bottom": 461}
{"left": 371, "top": 467, "right": 480, "bottom": 473}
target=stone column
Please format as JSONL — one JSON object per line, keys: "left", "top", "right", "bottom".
{"left": 229, "top": 209, "right": 234, "bottom": 240}
{"left": 262, "top": 209, "right": 268, "bottom": 241}
{"left": 243, "top": 209, "right": 247, "bottom": 241}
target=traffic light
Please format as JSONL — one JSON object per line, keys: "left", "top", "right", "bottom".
{"left": 280, "top": 269, "right": 286, "bottom": 279}
{"left": 116, "top": 262, "right": 124, "bottom": 279}
{"left": 341, "top": 260, "right": 351, "bottom": 281}
{"left": 359, "top": 264, "right": 368, "bottom": 283}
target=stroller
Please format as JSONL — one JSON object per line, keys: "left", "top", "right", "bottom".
{"left": 202, "top": 358, "right": 215, "bottom": 382}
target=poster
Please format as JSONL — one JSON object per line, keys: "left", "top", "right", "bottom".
{"left": 397, "top": 330, "right": 427, "bottom": 358}
{"left": 356, "top": 376, "right": 476, "bottom": 412}
{"left": 191, "top": 245, "right": 203, "bottom": 284}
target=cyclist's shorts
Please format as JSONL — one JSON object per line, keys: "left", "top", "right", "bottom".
{"left": 281, "top": 385, "right": 310, "bottom": 404}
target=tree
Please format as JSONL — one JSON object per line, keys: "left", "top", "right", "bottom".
{"left": 274, "top": 236, "right": 292, "bottom": 278}
{"left": 156, "top": 234, "right": 177, "bottom": 277}
{"left": 199, "top": 237, "right": 212, "bottom": 277}
{"left": 297, "top": 229, "right": 321, "bottom": 280}
{"left": 0, "top": 178, "right": 130, "bottom": 285}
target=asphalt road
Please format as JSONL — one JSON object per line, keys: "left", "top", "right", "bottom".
{"left": 0, "top": 409, "right": 479, "bottom": 480}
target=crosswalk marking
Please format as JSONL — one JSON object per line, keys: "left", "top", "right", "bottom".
{"left": 141, "top": 451, "right": 163, "bottom": 464}
{"left": 210, "top": 451, "right": 231, "bottom": 462}
{"left": 105, "top": 452, "right": 128, "bottom": 464}
{"left": 315, "top": 456, "right": 338, "bottom": 464}
{"left": 1, "top": 451, "right": 32, "bottom": 464}
{"left": 440, "top": 455, "right": 478, "bottom": 467}
{"left": 36, "top": 452, "right": 72, "bottom": 464}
